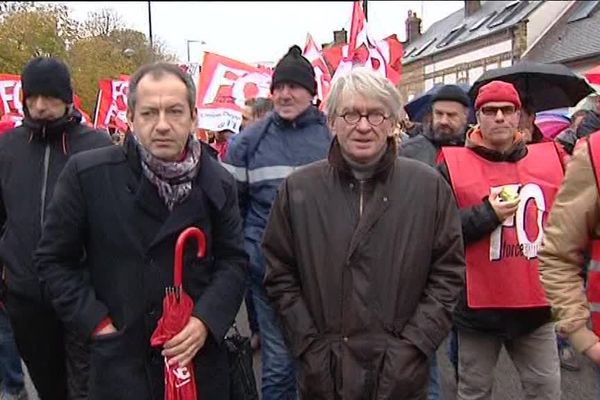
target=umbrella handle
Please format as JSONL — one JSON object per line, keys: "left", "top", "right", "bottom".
{"left": 174, "top": 227, "right": 206, "bottom": 287}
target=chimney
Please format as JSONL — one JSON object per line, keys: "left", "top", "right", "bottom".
{"left": 465, "top": 0, "right": 481, "bottom": 17}
{"left": 405, "top": 10, "right": 422, "bottom": 44}
{"left": 334, "top": 28, "right": 348, "bottom": 45}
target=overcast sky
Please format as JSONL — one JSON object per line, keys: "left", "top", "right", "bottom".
{"left": 53, "top": 1, "right": 463, "bottom": 65}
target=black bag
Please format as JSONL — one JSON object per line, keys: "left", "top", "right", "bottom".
{"left": 225, "top": 324, "right": 259, "bottom": 400}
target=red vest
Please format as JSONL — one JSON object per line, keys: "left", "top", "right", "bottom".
{"left": 443, "top": 142, "right": 564, "bottom": 308}
{"left": 585, "top": 133, "right": 600, "bottom": 336}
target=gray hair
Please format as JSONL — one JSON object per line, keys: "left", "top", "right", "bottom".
{"left": 325, "top": 67, "right": 403, "bottom": 123}
{"left": 127, "top": 62, "right": 196, "bottom": 115}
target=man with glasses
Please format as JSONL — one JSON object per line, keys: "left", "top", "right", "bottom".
{"left": 439, "top": 80, "right": 563, "bottom": 400}
{"left": 262, "top": 68, "right": 465, "bottom": 399}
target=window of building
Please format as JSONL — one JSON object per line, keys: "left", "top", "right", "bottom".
{"left": 470, "top": 11, "right": 497, "bottom": 31}
{"left": 437, "top": 24, "right": 466, "bottom": 48}
{"left": 444, "top": 73, "right": 457, "bottom": 84}
{"left": 424, "top": 79, "right": 434, "bottom": 92}
{"left": 568, "top": 1, "right": 600, "bottom": 23}
{"left": 413, "top": 38, "right": 437, "bottom": 56}
{"left": 469, "top": 66, "right": 484, "bottom": 83}
{"left": 487, "top": 1, "right": 528, "bottom": 29}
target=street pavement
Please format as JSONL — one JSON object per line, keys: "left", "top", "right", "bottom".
{"left": 20, "top": 303, "right": 599, "bottom": 399}
{"left": 235, "top": 302, "right": 599, "bottom": 400}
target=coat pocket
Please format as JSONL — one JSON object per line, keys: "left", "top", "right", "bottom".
{"left": 88, "top": 327, "right": 149, "bottom": 400}
{"left": 375, "top": 337, "right": 428, "bottom": 400}
{"left": 297, "top": 339, "right": 335, "bottom": 400}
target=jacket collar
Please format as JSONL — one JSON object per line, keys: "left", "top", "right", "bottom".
{"left": 328, "top": 136, "right": 398, "bottom": 182}
{"left": 465, "top": 125, "right": 528, "bottom": 162}
{"left": 23, "top": 108, "right": 82, "bottom": 141}
{"left": 272, "top": 105, "right": 326, "bottom": 129}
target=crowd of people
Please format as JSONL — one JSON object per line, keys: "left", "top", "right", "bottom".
{"left": 0, "top": 42, "right": 598, "bottom": 400}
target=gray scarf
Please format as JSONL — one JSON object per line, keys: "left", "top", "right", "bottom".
{"left": 135, "top": 135, "right": 202, "bottom": 211}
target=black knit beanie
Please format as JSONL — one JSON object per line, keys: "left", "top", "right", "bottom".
{"left": 21, "top": 57, "right": 73, "bottom": 104}
{"left": 270, "top": 45, "right": 316, "bottom": 96}
{"left": 431, "top": 84, "right": 470, "bottom": 108}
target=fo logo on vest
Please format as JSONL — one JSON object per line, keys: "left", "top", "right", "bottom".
{"left": 489, "top": 183, "right": 546, "bottom": 261}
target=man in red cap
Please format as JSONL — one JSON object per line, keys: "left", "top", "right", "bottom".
{"left": 439, "top": 80, "right": 563, "bottom": 399}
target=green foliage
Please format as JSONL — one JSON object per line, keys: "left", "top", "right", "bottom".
{"left": 0, "top": 3, "right": 177, "bottom": 114}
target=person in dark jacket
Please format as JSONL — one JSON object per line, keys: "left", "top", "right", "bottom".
{"left": 223, "top": 45, "right": 331, "bottom": 400}
{"left": 262, "top": 67, "right": 465, "bottom": 400}
{"left": 439, "top": 81, "right": 562, "bottom": 400}
{"left": 34, "top": 62, "right": 246, "bottom": 400}
{"left": 238, "top": 97, "right": 274, "bottom": 351}
{"left": 0, "top": 57, "right": 112, "bottom": 400}
{"left": 399, "top": 84, "right": 470, "bottom": 165}
{"left": 399, "top": 84, "right": 470, "bottom": 399}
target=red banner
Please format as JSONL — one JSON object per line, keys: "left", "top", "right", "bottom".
{"left": 93, "top": 78, "right": 129, "bottom": 131}
{"left": 303, "top": 34, "right": 332, "bottom": 102}
{"left": 0, "top": 74, "right": 23, "bottom": 117}
{"left": 323, "top": 2, "right": 403, "bottom": 85}
{"left": 196, "top": 52, "right": 272, "bottom": 133}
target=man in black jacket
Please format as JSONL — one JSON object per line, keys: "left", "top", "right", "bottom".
{"left": 35, "top": 62, "right": 246, "bottom": 400}
{"left": 0, "top": 57, "right": 112, "bottom": 400}
{"left": 399, "top": 84, "right": 470, "bottom": 165}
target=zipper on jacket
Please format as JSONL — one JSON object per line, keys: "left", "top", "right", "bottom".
{"left": 40, "top": 142, "right": 51, "bottom": 227}
{"left": 359, "top": 180, "right": 365, "bottom": 217}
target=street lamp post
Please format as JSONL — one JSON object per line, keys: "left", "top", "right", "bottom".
{"left": 148, "top": 1, "right": 153, "bottom": 52}
{"left": 186, "top": 39, "right": 206, "bottom": 63}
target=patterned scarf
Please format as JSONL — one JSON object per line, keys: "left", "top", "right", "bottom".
{"left": 135, "top": 135, "right": 202, "bottom": 211}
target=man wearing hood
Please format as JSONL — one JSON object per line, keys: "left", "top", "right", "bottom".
{"left": 399, "top": 84, "right": 470, "bottom": 166}
{"left": 0, "top": 57, "right": 111, "bottom": 399}
{"left": 439, "top": 81, "right": 563, "bottom": 400}
{"left": 223, "top": 45, "right": 331, "bottom": 399}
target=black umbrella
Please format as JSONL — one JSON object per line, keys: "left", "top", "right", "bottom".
{"left": 469, "top": 61, "right": 595, "bottom": 112}
{"left": 404, "top": 83, "right": 473, "bottom": 122}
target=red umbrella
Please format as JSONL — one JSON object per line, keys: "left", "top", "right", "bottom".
{"left": 585, "top": 65, "right": 600, "bottom": 85}
{"left": 151, "top": 227, "right": 206, "bottom": 400}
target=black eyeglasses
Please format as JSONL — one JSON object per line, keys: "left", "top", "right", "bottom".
{"left": 340, "top": 111, "right": 388, "bottom": 126}
{"left": 480, "top": 105, "right": 517, "bottom": 117}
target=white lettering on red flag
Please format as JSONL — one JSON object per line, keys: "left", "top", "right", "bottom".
{"left": 303, "top": 34, "right": 332, "bottom": 102}
{"left": 0, "top": 75, "right": 23, "bottom": 116}
{"left": 196, "top": 52, "right": 272, "bottom": 133}
{"left": 94, "top": 78, "right": 129, "bottom": 131}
